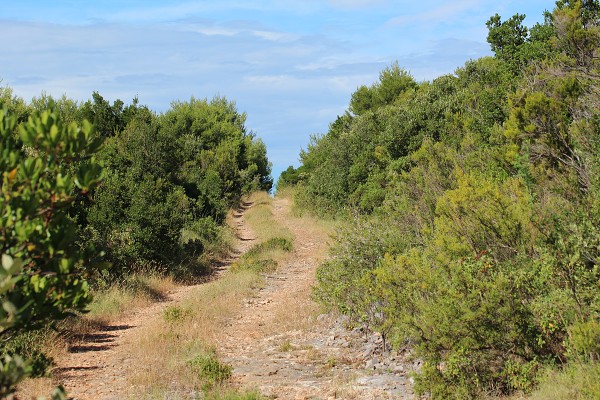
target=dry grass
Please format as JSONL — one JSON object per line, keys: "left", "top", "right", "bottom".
{"left": 121, "top": 192, "right": 292, "bottom": 398}
{"left": 126, "top": 270, "right": 263, "bottom": 397}
{"left": 270, "top": 281, "right": 319, "bottom": 332}
{"left": 15, "top": 377, "right": 56, "bottom": 400}
{"left": 244, "top": 192, "right": 294, "bottom": 243}
{"left": 15, "top": 273, "right": 177, "bottom": 398}
{"left": 86, "top": 273, "right": 177, "bottom": 325}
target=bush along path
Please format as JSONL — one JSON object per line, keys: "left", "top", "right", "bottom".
{"left": 219, "top": 196, "right": 415, "bottom": 399}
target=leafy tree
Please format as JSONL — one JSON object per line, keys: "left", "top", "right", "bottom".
{"left": 0, "top": 109, "right": 103, "bottom": 395}
{"left": 349, "top": 62, "right": 417, "bottom": 115}
{"left": 486, "top": 13, "right": 529, "bottom": 66}
{"left": 87, "top": 95, "right": 272, "bottom": 277}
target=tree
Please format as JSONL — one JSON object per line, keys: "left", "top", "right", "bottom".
{"left": 0, "top": 108, "right": 103, "bottom": 395}
{"left": 486, "top": 13, "right": 529, "bottom": 70}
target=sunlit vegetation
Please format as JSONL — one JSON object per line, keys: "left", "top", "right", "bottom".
{"left": 281, "top": 1, "right": 600, "bottom": 398}
{"left": 2, "top": 0, "right": 599, "bottom": 398}
{"left": 0, "top": 87, "right": 272, "bottom": 396}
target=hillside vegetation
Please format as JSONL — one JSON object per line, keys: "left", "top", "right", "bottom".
{"left": 279, "top": 1, "right": 600, "bottom": 398}
{"left": 0, "top": 89, "right": 271, "bottom": 397}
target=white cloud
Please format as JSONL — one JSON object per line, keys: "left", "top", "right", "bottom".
{"left": 184, "top": 26, "right": 239, "bottom": 36}
{"left": 251, "top": 30, "right": 298, "bottom": 43}
{"left": 387, "top": 0, "right": 481, "bottom": 26}
{"left": 0, "top": 0, "right": 505, "bottom": 181}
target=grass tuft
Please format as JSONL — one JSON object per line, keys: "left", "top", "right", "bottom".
{"left": 187, "top": 350, "right": 233, "bottom": 391}
{"left": 86, "top": 273, "right": 176, "bottom": 324}
{"left": 163, "top": 305, "right": 193, "bottom": 324}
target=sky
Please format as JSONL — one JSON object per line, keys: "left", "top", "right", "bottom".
{"left": 1, "top": 0, "right": 554, "bottom": 181}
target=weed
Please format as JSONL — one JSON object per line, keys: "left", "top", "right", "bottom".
{"left": 278, "top": 340, "right": 294, "bottom": 352}
{"left": 187, "top": 350, "right": 232, "bottom": 391}
{"left": 326, "top": 357, "right": 337, "bottom": 368}
{"left": 163, "top": 305, "right": 193, "bottom": 324}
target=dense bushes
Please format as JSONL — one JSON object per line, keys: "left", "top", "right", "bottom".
{"left": 86, "top": 96, "right": 272, "bottom": 277}
{"left": 0, "top": 91, "right": 272, "bottom": 393}
{"left": 296, "top": 1, "right": 600, "bottom": 398}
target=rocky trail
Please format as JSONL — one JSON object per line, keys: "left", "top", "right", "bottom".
{"left": 31, "top": 197, "right": 414, "bottom": 399}
{"left": 220, "top": 197, "right": 415, "bottom": 399}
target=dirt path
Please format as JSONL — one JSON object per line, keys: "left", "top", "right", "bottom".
{"left": 52, "top": 284, "right": 203, "bottom": 399}
{"left": 23, "top": 197, "right": 413, "bottom": 399}
{"left": 42, "top": 203, "right": 258, "bottom": 400}
{"left": 219, "top": 197, "right": 414, "bottom": 399}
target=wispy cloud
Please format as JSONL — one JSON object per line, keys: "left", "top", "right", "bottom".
{"left": 387, "top": 0, "right": 481, "bottom": 26}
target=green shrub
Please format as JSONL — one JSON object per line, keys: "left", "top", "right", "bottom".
{"left": 567, "top": 320, "right": 600, "bottom": 362}
{"left": 163, "top": 305, "right": 193, "bottom": 324}
{"left": 0, "top": 108, "right": 103, "bottom": 394}
{"left": 187, "top": 351, "right": 232, "bottom": 391}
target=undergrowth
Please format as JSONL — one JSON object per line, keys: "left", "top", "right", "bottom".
{"left": 507, "top": 361, "right": 600, "bottom": 400}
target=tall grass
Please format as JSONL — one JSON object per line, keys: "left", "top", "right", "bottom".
{"left": 86, "top": 273, "right": 177, "bottom": 324}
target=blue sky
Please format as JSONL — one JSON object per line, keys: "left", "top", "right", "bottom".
{"left": 1, "top": 0, "right": 553, "bottom": 180}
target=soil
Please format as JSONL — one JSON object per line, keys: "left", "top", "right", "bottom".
{"left": 21, "top": 197, "right": 415, "bottom": 399}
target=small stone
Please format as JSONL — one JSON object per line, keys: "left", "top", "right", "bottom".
{"left": 393, "top": 364, "right": 404, "bottom": 373}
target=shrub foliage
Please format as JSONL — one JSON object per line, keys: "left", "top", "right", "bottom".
{"left": 286, "top": 1, "right": 600, "bottom": 397}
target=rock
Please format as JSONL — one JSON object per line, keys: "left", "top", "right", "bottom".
{"left": 350, "top": 327, "right": 363, "bottom": 337}
{"left": 392, "top": 364, "right": 404, "bottom": 373}
{"left": 365, "top": 357, "right": 379, "bottom": 370}
{"left": 362, "top": 344, "right": 377, "bottom": 359}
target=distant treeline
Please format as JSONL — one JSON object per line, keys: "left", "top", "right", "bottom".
{"left": 280, "top": 1, "right": 600, "bottom": 398}
{"left": 0, "top": 88, "right": 271, "bottom": 395}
